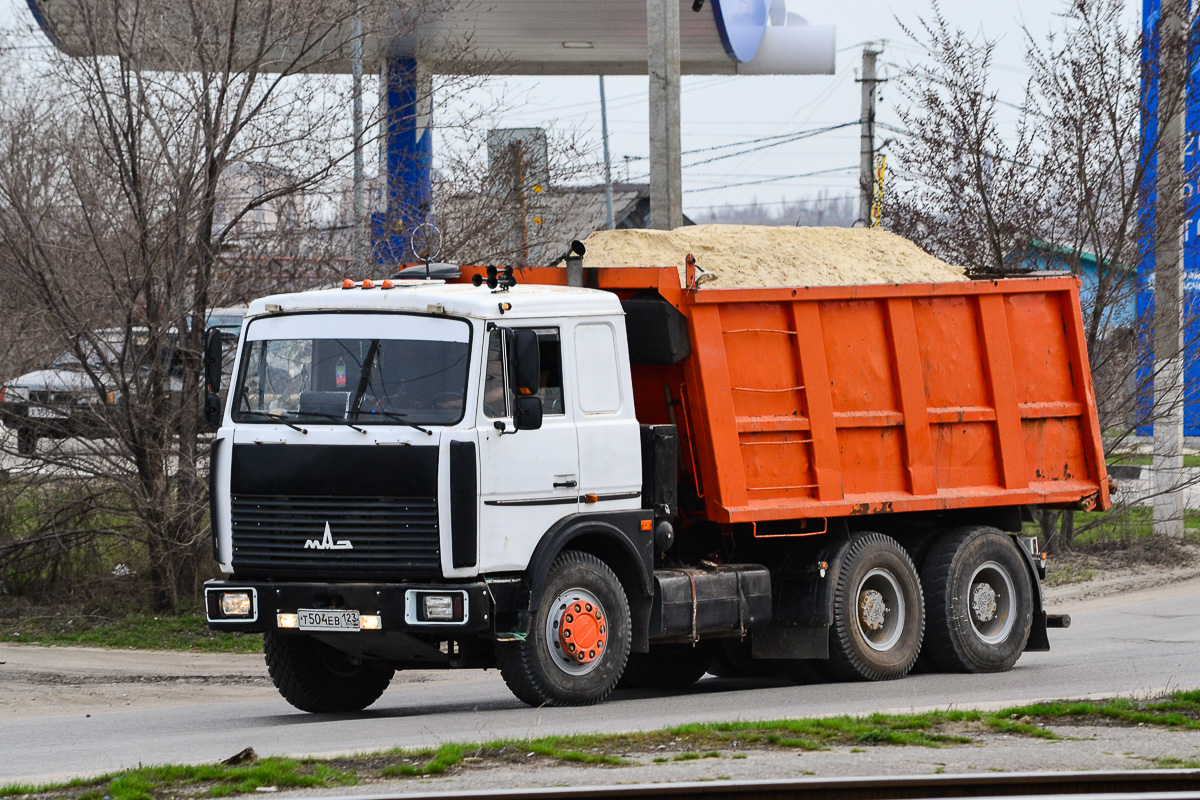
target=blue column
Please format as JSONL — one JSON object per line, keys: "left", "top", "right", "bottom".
{"left": 372, "top": 57, "right": 432, "bottom": 265}
{"left": 1137, "top": 0, "right": 1200, "bottom": 436}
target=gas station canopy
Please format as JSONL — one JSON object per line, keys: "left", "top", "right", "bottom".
{"left": 27, "top": 0, "right": 835, "bottom": 75}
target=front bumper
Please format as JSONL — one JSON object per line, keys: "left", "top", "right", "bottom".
{"left": 204, "top": 580, "right": 493, "bottom": 635}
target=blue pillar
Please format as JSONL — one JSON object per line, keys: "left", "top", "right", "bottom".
{"left": 372, "top": 57, "right": 432, "bottom": 265}
{"left": 1137, "top": 0, "right": 1200, "bottom": 436}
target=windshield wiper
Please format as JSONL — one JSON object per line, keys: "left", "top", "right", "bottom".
{"left": 353, "top": 409, "right": 433, "bottom": 436}
{"left": 350, "top": 340, "right": 381, "bottom": 415}
{"left": 236, "top": 410, "right": 308, "bottom": 435}
{"left": 294, "top": 411, "right": 368, "bottom": 435}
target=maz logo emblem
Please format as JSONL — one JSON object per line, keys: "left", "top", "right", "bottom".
{"left": 305, "top": 522, "right": 353, "bottom": 550}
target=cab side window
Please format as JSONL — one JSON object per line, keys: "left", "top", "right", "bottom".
{"left": 535, "top": 330, "right": 564, "bottom": 415}
{"left": 482, "top": 333, "right": 509, "bottom": 418}
{"left": 482, "top": 328, "right": 565, "bottom": 417}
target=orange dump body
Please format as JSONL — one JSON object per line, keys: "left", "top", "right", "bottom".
{"left": 455, "top": 265, "right": 1111, "bottom": 526}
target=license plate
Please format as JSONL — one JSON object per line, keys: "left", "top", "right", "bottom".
{"left": 28, "top": 406, "right": 67, "bottom": 419}
{"left": 296, "top": 608, "right": 360, "bottom": 631}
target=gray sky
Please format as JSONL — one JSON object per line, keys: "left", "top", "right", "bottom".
{"left": 0, "top": 0, "right": 1140, "bottom": 218}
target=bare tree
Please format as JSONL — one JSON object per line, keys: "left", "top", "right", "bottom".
{"left": 887, "top": 0, "right": 1200, "bottom": 552}
{"left": 0, "top": 0, "right": 464, "bottom": 608}
{"left": 886, "top": 2, "right": 1047, "bottom": 274}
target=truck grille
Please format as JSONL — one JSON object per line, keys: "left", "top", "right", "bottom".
{"left": 229, "top": 495, "right": 440, "bottom": 579}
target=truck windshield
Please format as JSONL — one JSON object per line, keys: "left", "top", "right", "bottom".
{"left": 231, "top": 314, "right": 471, "bottom": 426}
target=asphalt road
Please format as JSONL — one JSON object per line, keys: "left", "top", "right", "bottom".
{"left": 3, "top": 581, "right": 1199, "bottom": 787}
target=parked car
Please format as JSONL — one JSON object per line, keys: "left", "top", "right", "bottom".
{"left": 0, "top": 309, "right": 245, "bottom": 455}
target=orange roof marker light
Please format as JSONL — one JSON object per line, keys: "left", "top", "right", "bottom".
{"left": 341, "top": 279, "right": 356, "bottom": 289}
{"left": 381, "top": 279, "right": 395, "bottom": 289}
{"left": 361, "top": 279, "right": 376, "bottom": 289}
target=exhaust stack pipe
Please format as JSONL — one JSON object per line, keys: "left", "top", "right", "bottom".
{"left": 566, "top": 240, "right": 586, "bottom": 287}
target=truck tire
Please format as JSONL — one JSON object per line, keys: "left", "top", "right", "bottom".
{"left": 263, "top": 631, "right": 394, "bottom": 713}
{"left": 827, "top": 532, "right": 924, "bottom": 681}
{"left": 16, "top": 428, "right": 36, "bottom": 456}
{"left": 920, "top": 526, "right": 1032, "bottom": 673}
{"left": 497, "top": 550, "right": 631, "bottom": 706}
{"left": 620, "top": 643, "right": 714, "bottom": 689}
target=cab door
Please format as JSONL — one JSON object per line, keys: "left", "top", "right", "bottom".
{"left": 475, "top": 325, "right": 579, "bottom": 573}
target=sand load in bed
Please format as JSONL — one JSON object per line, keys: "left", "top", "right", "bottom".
{"left": 579, "top": 224, "right": 967, "bottom": 288}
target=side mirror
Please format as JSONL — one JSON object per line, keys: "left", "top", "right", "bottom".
{"left": 513, "top": 395, "right": 543, "bottom": 431}
{"left": 204, "top": 391, "right": 222, "bottom": 430}
{"left": 203, "top": 327, "right": 223, "bottom": 393}
{"left": 504, "top": 328, "right": 541, "bottom": 397}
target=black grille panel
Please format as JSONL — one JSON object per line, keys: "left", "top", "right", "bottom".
{"left": 230, "top": 495, "right": 440, "bottom": 578}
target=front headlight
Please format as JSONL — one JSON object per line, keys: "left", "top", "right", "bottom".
{"left": 219, "top": 592, "right": 253, "bottom": 617}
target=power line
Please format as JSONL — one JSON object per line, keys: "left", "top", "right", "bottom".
{"left": 683, "top": 122, "right": 858, "bottom": 168}
{"left": 686, "top": 193, "right": 858, "bottom": 212}
{"left": 683, "top": 166, "right": 858, "bottom": 193}
{"left": 622, "top": 122, "right": 857, "bottom": 162}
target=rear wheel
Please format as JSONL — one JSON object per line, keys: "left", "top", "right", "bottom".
{"left": 263, "top": 631, "right": 394, "bottom": 713}
{"left": 496, "top": 550, "right": 631, "bottom": 706}
{"left": 620, "top": 642, "right": 714, "bottom": 689}
{"left": 827, "top": 532, "right": 924, "bottom": 681}
{"left": 921, "top": 526, "right": 1032, "bottom": 673}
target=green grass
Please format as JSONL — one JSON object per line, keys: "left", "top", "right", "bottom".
{"left": 1022, "top": 505, "right": 1200, "bottom": 553}
{"left": 1, "top": 613, "right": 262, "bottom": 654}
{"left": 0, "top": 758, "right": 356, "bottom": 800}
{"left": 1071, "top": 506, "right": 1200, "bottom": 544}
{"left": 1107, "top": 453, "right": 1200, "bottom": 468}
{"left": 7, "top": 693, "right": 1200, "bottom": 800}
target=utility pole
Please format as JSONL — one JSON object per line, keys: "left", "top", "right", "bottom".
{"left": 1154, "top": 0, "right": 1187, "bottom": 538}
{"left": 351, "top": 11, "right": 366, "bottom": 271}
{"left": 647, "top": 0, "right": 682, "bottom": 230}
{"left": 600, "top": 76, "right": 616, "bottom": 230}
{"left": 857, "top": 43, "right": 883, "bottom": 226}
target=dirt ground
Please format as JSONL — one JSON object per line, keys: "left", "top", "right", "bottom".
{"left": 1042, "top": 541, "right": 1200, "bottom": 608}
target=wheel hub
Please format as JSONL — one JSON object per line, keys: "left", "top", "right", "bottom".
{"left": 546, "top": 588, "right": 608, "bottom": 676}
{"left": 860, "top": 589, "right": 889, "bottom": 631}
{"left": 557, "top": 601, "right": 606, "bottom": 664}
{"left": 855, "top": 568, "right": 905, "bottom": 652}
{"left": 967, "top": 561, "right": 1016, "bottom": 644}
{"left": 972, "top": 582, "right": 998, "bottom": 623}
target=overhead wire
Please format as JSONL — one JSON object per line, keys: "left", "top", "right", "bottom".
{"left": 683, "top": 165, "right": 858, "bottom": 193}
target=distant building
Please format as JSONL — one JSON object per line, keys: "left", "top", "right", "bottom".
{"left": 214, "top": 162, "right": 302, "bottom": 242}
{"left": 1006, "top": 239, "right": 1136, "bottom": 328}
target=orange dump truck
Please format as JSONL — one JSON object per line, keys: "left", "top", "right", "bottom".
{"left": 454, "top": 262, "right": 1108, "bottom": 686}
{"left": 204, "top": 260, "right": 1110, "bottom": 712}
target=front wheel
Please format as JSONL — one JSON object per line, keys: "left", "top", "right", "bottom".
{"left": 263, "top": 631, "right": 394, "bottom": 713}
{"left": 497, "top": 550, "right": 631, "bottom": 706}
{"left": 920, "top": 526, "right": 1033, "bottom": 673}
{"left": 827, "top": 532, "right": 925, "bottom": 681}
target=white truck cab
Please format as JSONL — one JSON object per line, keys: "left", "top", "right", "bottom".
{"left": 204, "top": 277, "right": 659, "bottom": 711}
